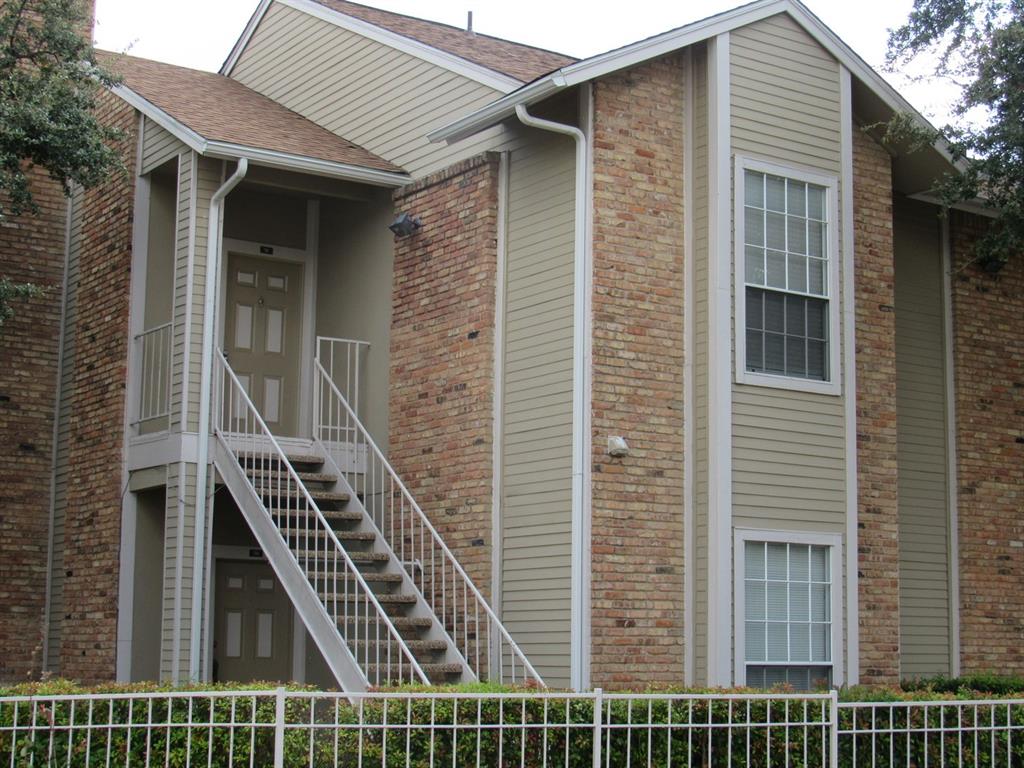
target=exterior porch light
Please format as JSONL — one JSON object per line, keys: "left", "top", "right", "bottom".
{"left": 388, "top": 212, "right": 422, "bottom": 237}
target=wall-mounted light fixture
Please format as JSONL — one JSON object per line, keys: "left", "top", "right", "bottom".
{"left": 388, "top": 212, "right": 422, "bottom": 237}
{"left": 607, "top": 436, "right": 630, "bottom": 457}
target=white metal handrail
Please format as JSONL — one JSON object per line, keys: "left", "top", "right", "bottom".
{"left": 316, "top": 336, "right": 369, "bottom": 423}
{"left": 314, "top": 358, "right": 544, "bottom": 687}
{"left": 134, "top": 322, "right": 172, "bottom": 425}
{"left": 215, "top": 350, "right": 426, "bottom": 687}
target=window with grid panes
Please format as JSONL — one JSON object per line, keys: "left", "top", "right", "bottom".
{"left": 743, "top": 170, "right": 830, "bottom": 381}
{"left": 744, "top": 540, "right": 832, "bottom": 690}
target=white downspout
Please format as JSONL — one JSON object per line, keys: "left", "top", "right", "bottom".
{"left": 514, "top": 104, "right": 590, "bottom": 691}
{"left": 190, "top": 158, "right": 248, "bottom": 681}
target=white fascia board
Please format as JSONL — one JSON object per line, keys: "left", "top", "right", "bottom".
{"left": 112, "top": 85, "right": 207, "bottom": 154}
{"left": 203, "top": 142, "right": 410, "bottom": 187}
{"left": 221, "top": 0, "right": 273, "bottom": 76}
{"left": 276, "top": 0, "right": 521, "bottom": 94}
{"left": 431, "top": 0, "right": 957, "bottom": 173}
{"left": 110, "top": 85, "right": 410, "bottom": 188}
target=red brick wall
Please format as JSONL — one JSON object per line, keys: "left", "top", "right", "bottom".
{"left": 58, "top": 93, "right": 137, "bottom": 682}
{"left": 389, "top": 154, "right": 499, "bottom": 599}
{"left": 951, "top": 212, "right": 1024, "bottom": 674}
{"left": 852, "top": 128, "right": 901, "bottom": 684}
{"left": 590, "top": 54, "right": 687, "bottom": 688}
{"left": 0, "top": 165, "right": 68, "bottom": 682}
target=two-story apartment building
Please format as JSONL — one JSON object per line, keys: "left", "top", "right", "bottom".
{"left": 1, "top": 0, "right": 1020, "bottom": 693}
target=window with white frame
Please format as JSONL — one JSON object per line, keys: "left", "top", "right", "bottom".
{"left": 743, "top": 540, "right": 832, "bottom": 690}
{"left": 742, "top": 167, "right": 831, "bottom": 382}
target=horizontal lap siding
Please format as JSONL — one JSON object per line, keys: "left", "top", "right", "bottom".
{"left": 230, "top": 2, "right": 504, "bottom": 177}
{"left": 501, "top": 132, "right": 575, "bottom": 688}
{"left": 729, "top": 15, "right": 846, "bottom": 535}
{"left": 894, "top": 197, "right": 950, "bottom": 677}
{"left": 141, "top": 118, "right": 186, "bottom": 175}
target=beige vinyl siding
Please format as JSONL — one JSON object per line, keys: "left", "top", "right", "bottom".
{"left": 501, "top": 129, "right": 576, "bottom": 688}
{"left": 46, "top": 185, "right": 84, "bottom": 672}
{"left": 730, "top": 14, "right": 841, "bottom": 175}
{"left": 690, "top": 44, "right": 710, "bottom": 684}
{"left": 170, "top": 152, "right": 192, "bottom": 432}
{"left": 161, "top": 463, "right": 198, "bottom": 680}
{"left": 894, "top": 197, "right": 951, "bottom": 677}
{"left": 169, "top": 152, "right": 221, "bottom": 433}
{"left": 230, "top": 2, "right": 506, "bottom": 177}
{"left": 729, "top": 14, "right": 847, "bottom": 535}
{"left": 141, "top": 118, "right": 186, "bottom": 175}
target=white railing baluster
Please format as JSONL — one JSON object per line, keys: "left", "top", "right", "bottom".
{"left": 134, "top": 323, "right": 173, "bottom": 428}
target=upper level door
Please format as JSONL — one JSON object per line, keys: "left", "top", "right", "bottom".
{"left": 224, "top": 253, "right": 304, "bottom": 436}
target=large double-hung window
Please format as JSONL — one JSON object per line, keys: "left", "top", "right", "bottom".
{"left": 736, "top": 159, "right": 839, "bottom": 392}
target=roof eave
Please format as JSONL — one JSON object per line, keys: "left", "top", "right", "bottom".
{"left": 112, "top": 84, "right": 410, "bottom": 188}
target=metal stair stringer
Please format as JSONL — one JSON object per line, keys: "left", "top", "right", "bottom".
{"left": 212, "top": 438, "right": 371, "bottom": 693}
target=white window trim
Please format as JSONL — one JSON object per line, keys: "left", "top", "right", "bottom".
{"left": 733, "top": 156, "right": 842, "bottom": 396}
{"left": 733, "top": 528, "right": 844, "bottom": 688}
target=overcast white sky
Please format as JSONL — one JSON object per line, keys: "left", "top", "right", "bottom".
{"left": 92, "top": 0, "right": 958, "bottom": 125}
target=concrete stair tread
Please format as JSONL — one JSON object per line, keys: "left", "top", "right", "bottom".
{"left": 321, "top": 591, "right": 416, "bottom": 605}
{"left": 295, "top": 549, "right": 389, "bottom": 564}
{"left": 237, "top": 450, "right": 323, "bottom": 463}
{"left": 273, "top": 508, "right": 362, "bottom": 523}
{"left": 342, "top": 615, "right": 433, "bottom": 632}
{"left": 248, "top": 469, "right": 338, "bottom": 484}
{"left": 350, "top": 639, "right": 448, "bottom": 653}
{"left": 282, "top": 528, "right": 374, "bottom": 541}
{"left": 367, "top": 662, "right": 463, "bottom": 680}
{"left": 262, "top": 489, "right": 350, "bottom": 503}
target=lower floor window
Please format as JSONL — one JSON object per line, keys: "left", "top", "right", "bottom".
{"left": 744, "top": 540, "right": 832, "bottom": 690}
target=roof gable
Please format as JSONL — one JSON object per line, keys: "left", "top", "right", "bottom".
{"left": 429, "top": 0, "right": 954, "bottom": 172}
{"left": 222, "top": 0, "right": 576, "bottom": 90}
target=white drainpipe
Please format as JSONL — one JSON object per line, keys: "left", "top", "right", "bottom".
{"left": 513, "top": 104, "right": 589, "bottom": 691}
{"left": 190, "top": 158, "right": 248, "bottom": 681}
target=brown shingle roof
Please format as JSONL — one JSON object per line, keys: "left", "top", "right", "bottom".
{"left": 311, "top": 0, "right": 576, "bottom": 84}
{"left": 98, "top": 51, "right": 404, "bottom": 174}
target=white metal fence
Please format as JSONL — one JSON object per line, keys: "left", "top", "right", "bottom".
{"left": 3, "top": 689, "right": 1023, "bottom": 767}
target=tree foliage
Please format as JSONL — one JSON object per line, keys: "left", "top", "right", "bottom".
{"left": 0, "top": 0, "right": 122, "bottom": 326}
{"left": 886, "top": 0, "right": 1024, "bottom": 270}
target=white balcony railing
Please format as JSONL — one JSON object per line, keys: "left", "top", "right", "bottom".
{"left": 316, "top": 336, "right": 369, "bottom": 425}
{"left": 134, "top": 322, "right": 172, "bottom": 427}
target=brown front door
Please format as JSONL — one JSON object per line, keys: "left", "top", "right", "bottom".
{"left": 223, "top": 253, "right": 304, "bottom": 436}
{"left": 214, "top": 560, "right": 293, "bottom": 683}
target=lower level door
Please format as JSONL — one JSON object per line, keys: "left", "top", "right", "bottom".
{"left": 214, "top": 560, "right": 293, "bottom": 683}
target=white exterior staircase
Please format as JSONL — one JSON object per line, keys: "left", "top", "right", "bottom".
{"left": 212, "top": 349, "right": 541, "bottom": 692}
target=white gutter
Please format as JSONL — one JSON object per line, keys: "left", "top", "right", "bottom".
{"left": 513, "top": 104, "right": 590, "bottom": 691}
{"left": 190, "top": 158, "right": 248, "bottom": 681}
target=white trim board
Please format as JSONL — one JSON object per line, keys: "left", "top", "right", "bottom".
{"left": 706, "top": 31, "right": 733, "bottom": 688}
{"left": 839, "top": 65, "right": 860, "bottom": 684}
